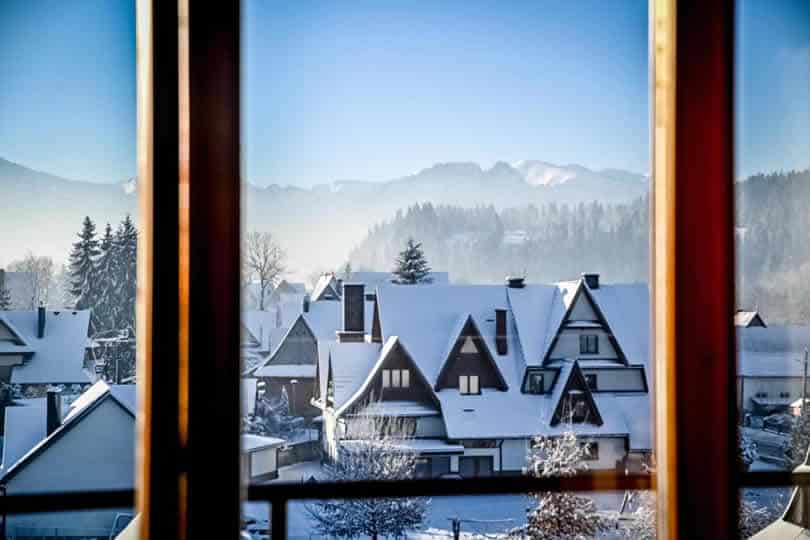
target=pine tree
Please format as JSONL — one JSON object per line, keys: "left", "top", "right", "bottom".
{"left": 512, "top": 431, "right": 613, "bottom": 539}
{"left": 113, "top": 215, "right": 137, "bottom": 333}
{"left": 392, "top": 237, "right": 432, "bottom": 284}
{"left": 0, "top": 287, "right": 11, "bottom": 310}
{"left": 788, "top": 404, "right": 810, "bottom": 469}
{"left": 68, "top": 216, "right": 100, "bottom": 311}
{"left": 93, "top": 223, "right": 116, "bottom": 332}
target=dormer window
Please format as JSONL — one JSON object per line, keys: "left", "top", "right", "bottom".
{"left": 585, "top": 374, "right": 598, "bottom": 391}
{"left": 580, "top": 334, "right": 599, "bottom": 355}
{"left": 526, "top": 372, "right": 545, "bottom": 394}
{"left": 459, "top": 375, "right": 479, "bottom": 395}
{"left": 565, "top": 390, "right": 590, "bottom": 423}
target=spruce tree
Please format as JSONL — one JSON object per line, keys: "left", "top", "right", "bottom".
{"left": 113, "top": 215, "right": 137, "bottom": 333}
{"left": 94, "top": 223, "right": 116, "bottom": 332}
{"left": 789, "top": 403, "right": 810, "bottom": 469}
{"left": 0, "top": 287, "right": 11, "bottom": 310}
{"left": 392, "top": 237, "right": 432, "bottom": 284}
{"left": 68, "top": 216, "right": 100, "bottom": 311}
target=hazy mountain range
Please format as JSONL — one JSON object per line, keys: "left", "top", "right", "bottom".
{"left": 0, "top": 157, "right": 648, "bottom": 273}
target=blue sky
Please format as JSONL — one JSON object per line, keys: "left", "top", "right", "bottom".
{"left": 0, "top": 1, "right": 807, "bottom": 186}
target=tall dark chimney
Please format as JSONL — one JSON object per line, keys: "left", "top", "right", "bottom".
{"left": 46, "top": 387, "right": 62, "bottom": 436}
{"left": 506, "top": 276, "right": 525, "bottom": 289}
{"left": 495, "top": 309, "right": 508, "bottom": 355}
{"left": 303, "top": 295, "right": 310, "bottom": 313}
{"left": 582, "top": 273, "right": 600, "bottom": 290}
{"left": 37, "top": 304, "right": 46, "bottom": 338}
{"left": 337, "top": 283, "right": 364, "bottom": 342}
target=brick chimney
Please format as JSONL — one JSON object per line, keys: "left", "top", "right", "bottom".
{"left": 582, "top": 273, "right": 600, "bottom": 290}
{"left": 337, "top": 283, "right": 365, "bottom": 343}
{"left": 37, "top": 304, "right": 46, "bottom": 338}
{"left": 46, "top": 386, "right": 62, "bottom": 436}
{"left": 495, "top": 309, "right": 508, "bottom": 355}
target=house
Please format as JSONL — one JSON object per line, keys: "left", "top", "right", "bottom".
{"left": 735, "top": 309, "right": 767, "bottom": 328}
{"left": 0, "top": 307, "right": 91, "bottom": 393}
{"left": 241, "top": 308, "right": 282, "bottom": 371}
{"left": 246, "top": 294, "right": 374, "bottom": 418}
{"left": 737, "top": 324, "right": 810, "bottom": 416}
{"left": 314, "top": 274, "right": 652, "bottom": 477}
{"left": 270, "top": 279, "right": 306, "bottom": 304}
{"left": 311, "top": 270, "right": 452, "bottom": 302}
{"left": 241, "top": 434, "right": 285, "bottom": 483}
{"left": 311, "top": 273, "right": 341, "bottom": 301}
{"left": 0, "top": 381, "right": 136, "bottom": 537}
{"left": 752, "top": 449, "right": 810, "bottom": 538}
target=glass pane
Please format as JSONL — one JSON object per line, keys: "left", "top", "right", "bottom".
{"left": 735, "top": 0, "right": 810, "bottom": 472}
{"left": 0, "top": 0, "right": 139, "bottom": 531}
{"left": 241, "top": 0, "right": 652, "bottom": 510}
{"left": 290, "top": 492, "right": 653, "bottom": 539}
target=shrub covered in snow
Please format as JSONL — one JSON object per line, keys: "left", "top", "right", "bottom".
{"left": 511, "top": 431, "right": 614, "bottom": 540}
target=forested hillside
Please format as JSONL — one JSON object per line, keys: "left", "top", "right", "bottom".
{"left": 350, "top": 169, "right": 810, "bottom": 324}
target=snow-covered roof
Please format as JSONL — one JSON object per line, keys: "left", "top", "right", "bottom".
{"left": 588, "top": 283, "right": 650, "bottom": 368}
{"left": 1, "top": 381, "right": 135, "bottom": 479}
{"left": 348, "top": 271, "right": 450, "bottom": 287}
{"left": 253, "top": 364, "right": 316, "bottom": 378}
{"left": 735, "top": 310, "right": 766, "bottom": 328}
{"left": 738, "top": 325, "right": 810, "bottom": 377}
{"left": 507, "top": 284, "right": 566, "bottom": 366}
{"left": 311, "top": 274, "right": 340, "bottom": 301}
{"left": 241, "top": 434, "right": 285, "bottom": 452}
{"left": 243, "top": 309, "right": 277, "bottom": 352}
{"left": 377, "top": 285, "right": 518, "bottom": 383}
{"left": 4, "top": 310, "right": 91, "bottom": 384}
{"left": 327, "top": 341, "right": 382, "bottom": 410}
{"left": 1, "top": 398, "right": 46, "bottom": 471}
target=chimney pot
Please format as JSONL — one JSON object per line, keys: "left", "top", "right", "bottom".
{"left": 303, "top": 295, "right": 310, "bottom": 313}
{"left": 37, "top": 304, "right": 46, "bottom": 338}
{"left": 582, "top": 273, "right": 600, "bottom": 289}
{"left": 506, "top": 276, "right": 525, "bottom": 289}
{"left": 46, "top": 387, "right": 62, "bottom": 436}
{"left": 495, "top": 309, "right": 508, "bottom": 355}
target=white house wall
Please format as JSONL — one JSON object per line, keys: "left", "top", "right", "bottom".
{"left": 584, "top": 437, "right": 626, "bottom": 470}
{"left": 581, "top": 368, "right": 646, "bottom": 392}
{"left": 250, "top": 448, "right": 277, "bottom": 477}
{"left": 6, "top": 399, "right": 134, "bottom": 494}
{"left": 739, "top": 376, "right": 805, "bottom": 411}
{"left": 500, "top": 438, "right": 529, "bottom": 472}
{"left": 548, "top": 328, "right": 619, "bottom": 360}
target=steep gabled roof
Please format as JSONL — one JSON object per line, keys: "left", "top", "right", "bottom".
{"left": 434, "top": 314, "right": 508, "bottom": 391}
{"left": 735, "top": 310, "right": 767, "bottom": 328}
{"left": 312, "top": 274, "right": 340, "bottom": 301}
{"left": 0, "top": 314, "right": 33, "bottom": 353}
{"left": 376, "top": 285, "right": 520, "bottom": 387}
{"left": 2, "top": 381, "right": 135, "bottom": 481}
{"left": 334, "top": 336, "right": 439, "bottom": 416}
{"left": 5, "top": 310, "right": 91, "bottom": 384}
{"left": 549, "top": 360, "right": 604, "bottom": 427}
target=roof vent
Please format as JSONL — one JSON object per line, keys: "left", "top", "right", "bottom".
{"left": 506, "top": 276, "right": 525, "bottom": 289}
{"left": 582, "top": 273, "right": 599, "bottom": 290}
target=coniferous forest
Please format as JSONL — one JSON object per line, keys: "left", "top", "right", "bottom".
{"left": 350, "top": 169, "right": 810, "bottom": 324}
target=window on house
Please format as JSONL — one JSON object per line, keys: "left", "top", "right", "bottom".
{"left": 781, "top": 392, "right": 790, "bottom": 399}
{"left": 460, "top": 336, "right": 477, "bottom": 354}
{"left": 382, "top": 369, "right": 391, "bottom": 388}
{"left": 401, "top": 369, "right": 410, "bottom": 388}
{"left": 585, "top": 374, "right": 598, "bottom": 391}
{"left": 459, "top": 375, "right": 480, "bottom": 395}
{"left": 526, "top": 372, "right": 545, "bottom": 394}
{"left": 581, "top": 441, "right": 599, "bottom": 461}
{"left": 580, "top": 334, "right": 599, "bottom": 355}
{"left": 391, "top": 369, "right": 401, "bottom": 388}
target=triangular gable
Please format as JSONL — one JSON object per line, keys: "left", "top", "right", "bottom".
{"left": 2, "top": 386, "right": 134, "bottom": 482}
{"left": 335, "top": 337, "right": 440, "bottom": 416}
{"left": 550, "top": 360, "right": 603, "bottom": 427}
{"left": 249, "top": 316, "right": 317, "bottom": 376}
{"left": 0, "top": 316, "right": 30, "bottom": 347}
{"left": 312, "top": 274, "right": 340, "bottom": 301}
{"left": 435, "top": 315, "right": 508, "bottom": 391}
{"left": 543, "top": 280, "right": 629, "bottom": 365}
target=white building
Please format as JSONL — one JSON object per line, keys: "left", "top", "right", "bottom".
{"left": 0, "top": 381, "right": 136, "bottom": 537}
{"left": 314, "top": 274, "right": 652, "bottom": 477}
{"left": 0, "top": 307, "right": 91, "bottom": 391}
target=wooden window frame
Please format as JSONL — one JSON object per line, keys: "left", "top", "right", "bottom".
{"left": 2, "top": 1, "right": 804, "bottom": 539}
{"left": 580, "top": 334, "right": 599, "bottom": 355}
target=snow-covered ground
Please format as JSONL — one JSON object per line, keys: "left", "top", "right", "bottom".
{"left": 244, "top": 461, "right": 630, "bottom": 539}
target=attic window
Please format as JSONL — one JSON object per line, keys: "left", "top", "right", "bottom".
{"left": 580, "top": 334, "right": 599, "bottom": 355}
{"left": 459, "top": 375, "right": 479, "bottom": 395}
{"left": 460, "top": 336, "right": 477, "bottom": 354}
